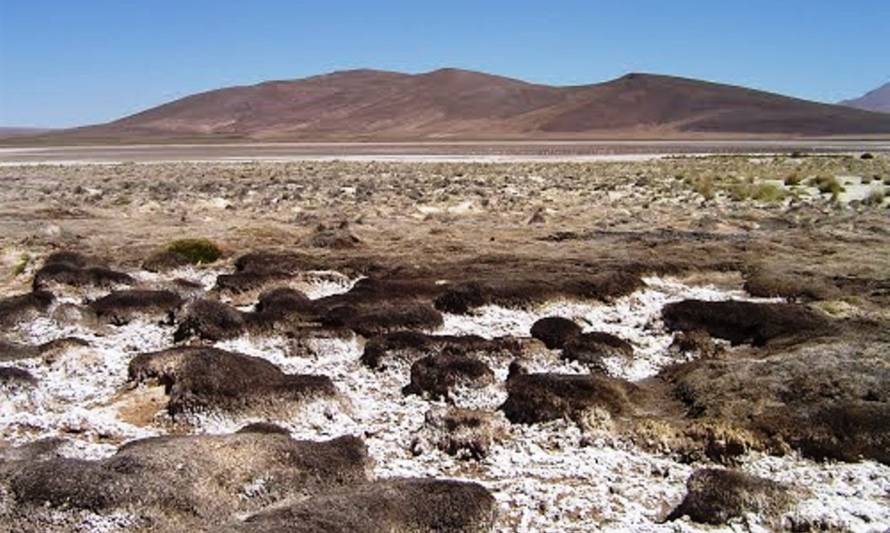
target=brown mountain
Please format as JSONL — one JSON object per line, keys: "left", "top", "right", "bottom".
{"left": 40, "top": 69, "right": 890, "bottom": 141}
{"left": 840, "top": 82, "right": 890, "bottom": 114}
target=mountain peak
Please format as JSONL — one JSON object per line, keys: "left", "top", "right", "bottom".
{"left": 841, "top": 81, "right": 890, "bottom": 113}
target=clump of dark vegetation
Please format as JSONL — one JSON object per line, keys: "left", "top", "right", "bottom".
{"left": 529, "top": 316, "right": 582, "bottom": 349}
{"left": 664, "top": 340, "right": 890, "bottom": 463}
{"left": 662, "top": 299, "right": 833, "bottom": 346}
{"left": 238, "top": 478, "right": 497, "bottom": 532}
{"left": 420, "top": 407, "right": 508, "bottom": 460}
{"left": 174, "top": 299, "right": 246, "bottom": 342}
{"left": 0, "top": 291, "right": 54, "bottom": 327}
{"left": 402, "top": 354, "right": 495, "bottom": 400}
{"left": 128, "top": 346, "right": 337, "bottom": 416}
{"left": 3, "top": 433, "right": 371, "bottom": 530}
{"left": 666, "top": 469, "right": 792, "bottom": 525}
{"left": 743, "top": 269, "right": 840, "bottom": 301}
{"left": 500, "top": 372, "right": 638, "bottom": 424}
{"left": 361, "top": 331, "right": 527, "bottom": 370}
{"left": 562, "top": 331, "right": 634, "bottom": 372}
{"left": 165, "top": 238, "right": 222, "bottom": 264}
{"left": 32, "top": 251, "right": 134, "bottom": 290}
{"left": 88, "top": 290, "right": 183, "bottom": 325}
{"left": 321, "top": 302, "right": 443, "bottom": 336}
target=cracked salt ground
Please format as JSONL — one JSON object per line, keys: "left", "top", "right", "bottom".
{"left": 2, "top": 317, "right": 169, "bottom": 458}
{"left": 440, "top": 276, "right": 782, "bottom": 381}
{"left": 0, "top": 268, "right": 363, "bottom": 460}
{"left": 197, "top": 332, "right": 890, "bottom": 532}
{"left": 185, "top": 279, "right": 887, "bottom": 532}
{"left": 3, "top": 273, "right": 889, "bottom": 531}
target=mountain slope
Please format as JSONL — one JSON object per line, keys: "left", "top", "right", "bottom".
{"left": 47, "top": 69, "right": 890, "bottom": 140}
{"left": 840, "top": 82, "right": 890, "bottom": 114}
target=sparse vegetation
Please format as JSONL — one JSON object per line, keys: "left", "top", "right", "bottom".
{"left": 12, "top": 253, "right": 30, "bottom": 276}
{"left": 810, "top": 175, "right": 845, "bottom": 198}
{"left": 726, "top": 180, "right": 786, "bottom": 203}
{"left": 166, "top": 238, "right": 222, "bottom": 264}
{"left": 750, "top": 183, "right": 786, "bottom": 203}
{"left": 691, "top": 176, "right": 715, "bottom": 200}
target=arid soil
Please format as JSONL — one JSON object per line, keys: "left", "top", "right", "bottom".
{"left": 0, "top": 153, "right": 888, "bottom": 531}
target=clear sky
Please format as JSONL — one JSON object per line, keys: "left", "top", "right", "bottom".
{"left": 1, "top": 0, "right": 888, "bottom": 128}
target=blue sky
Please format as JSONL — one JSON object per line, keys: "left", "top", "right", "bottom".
{"left": 1, "top": 0, "right": 888, "bottom": 127}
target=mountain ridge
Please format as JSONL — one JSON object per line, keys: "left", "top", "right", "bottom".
{"left": 21, "top": 69, "right": 890, "bottom": 141}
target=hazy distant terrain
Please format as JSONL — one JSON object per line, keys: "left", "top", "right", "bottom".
{"left": 17, "top": 69, "right": 890, "bottom": 143}
{"left": 0, "top": 127, "right": 55, "bottom": 138}
{"left": 841, "top": 81, "right": 890, "bottom": 113}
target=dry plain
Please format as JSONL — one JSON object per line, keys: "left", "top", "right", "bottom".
{"left": 0, "top": 146, "right": 888, "bottom": 531}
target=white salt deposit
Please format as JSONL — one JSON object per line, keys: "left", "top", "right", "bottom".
{"left": 1, "top": 272, "right": 887, "bottom": 532}
{"left": 440, "top": 276, "right": 778, "bottom": 381}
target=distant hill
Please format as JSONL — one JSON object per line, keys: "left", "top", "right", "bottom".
{"left": 19, "top": 69, "right": 890, "bottom": 142}
{"left": 840, "top": 82, "right": 890, "bottom": 114}
{"left": 0, "top": 127, "right": 55, "bottom": 138}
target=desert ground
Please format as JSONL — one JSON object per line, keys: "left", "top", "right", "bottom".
{"left": 0, "top": 147, "right": 888, "bottom": 531}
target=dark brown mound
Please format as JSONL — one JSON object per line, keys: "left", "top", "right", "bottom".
{"left": 174, "top": 299, "right": 246, "bottom": 342}
{"left": 0, "top": 339, "right": 41, "bottom": 362}
{"left": 433, "top": 282, "right": 486, "bottom": 314}
{"left": 0, "top": 291, "right": 54, "bottom": 327}
{"left": 665, "top": 340, "right": 890, "bottom": 463}
{"left": 236, "top": 422, "right": 292, "bottom": 435}
{"left": 2, "top": 433, "right": 370, "bottom": 530}
{"left": 420, "top": 407, "right": 508, "bottom": 460}
{"left": 765, "top": 401, "right": 890, "bottom": 464}
{"left": 666, "top": 469, "right": 792, "bottom": 525}
{"left": 434, "top": 271, "right": 644, "bottom": 314}
{"left": 88, "top": 289, "right": 183, "bottom": 325}
{"left": 321, "top": 302, "right": 443, "bottom": 336}
{"left": 562, "top": 331, "right": 633, "bottom": 372}
{"left": 214, "top": 270, "right": 292, "bottom": 295}
{"left": 307, "top": 224, "right": 361, "bottom": 249}
{"left": 142, "top": 250, "right": 192, "bottom": 272}
{"left": 235, "top": 251, "right": 317, "bottom": 275}
{"left": 530, "top": 316, "right": 582, "bottom": 349}
{"left": 42, "top": 251, "right": 106, "bottom": 269}
{"left": 237, "top": 478, "right": 497, "bottom": 533}
{"left": 669, "top": 329, "right": 720, "bottom": 358}
{"left": 32, "top": 251, "right": 133, "bottom": 290}
{"left": 403, "top": 354, "right": 495, "bottom": 400}
{"left": 128, "top": 346, "right": 337, "bottom": 416}
{"left": 500, "top": 372, "right": 637, "bottom": 424}
{"left": 0, "top": 438, "right": 64, "bottom": 462}
{"left": 662, "top": 299, "right": 833, "bottom": 346}
{"left": 319, "top": 277, "right": 443, "bottom": 308}
{"left": 0, "top": 367, "right": 36, "bottom": 386}
{"left": 360, "top": 331, "right": 528, "bottom": 370}
{"left": 253, "top": 287, "right": 316, "bottom": 320}
{"left": 0, "top": 337, "right": 90, "bottom": 363}
{"left": 743, "top": 269, "right": 840, "bottom": 301}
